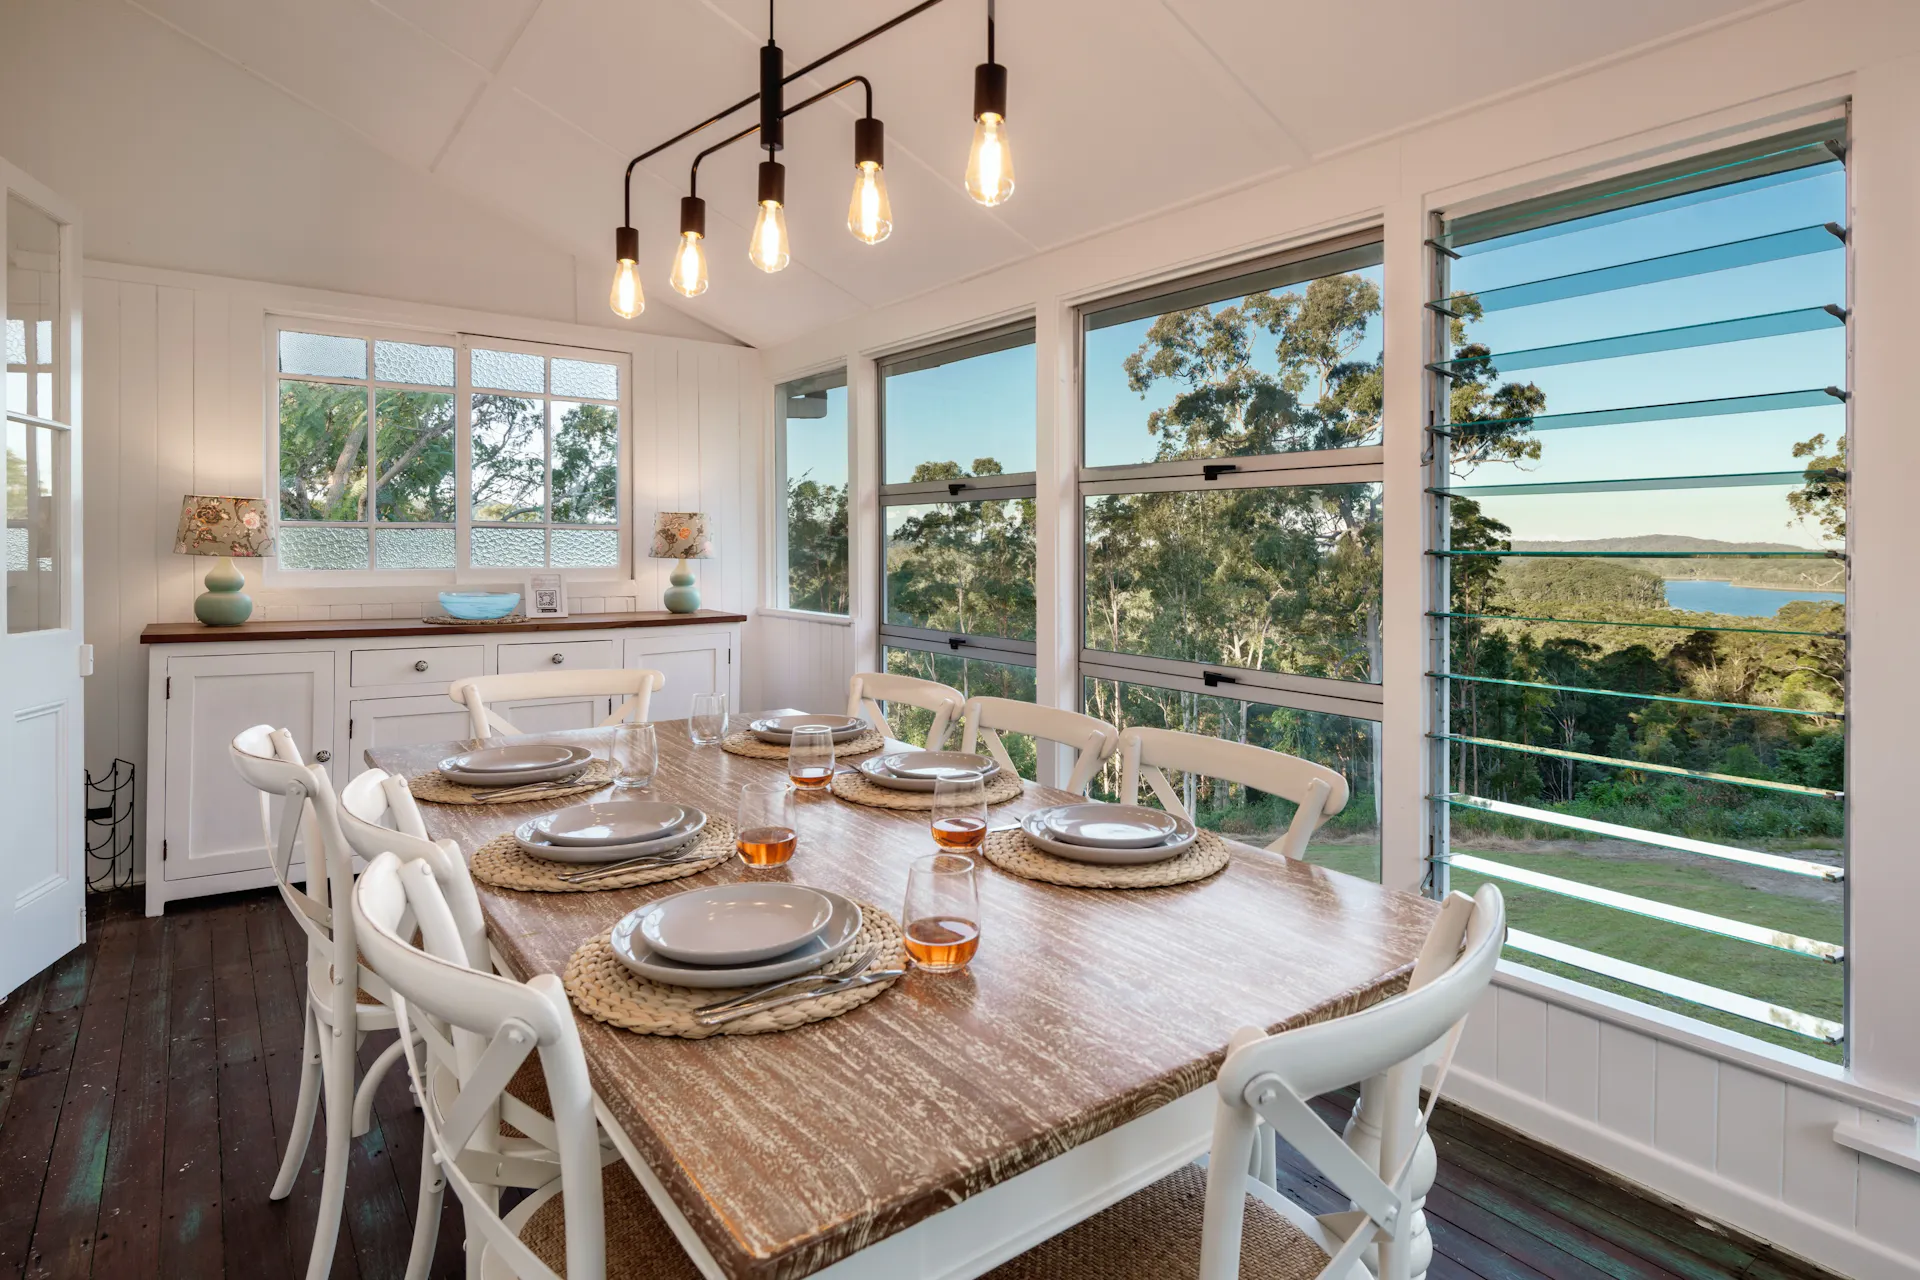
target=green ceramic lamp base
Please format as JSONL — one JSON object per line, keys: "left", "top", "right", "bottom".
{"left": 663, "top": 557, "right": 701, "bottom": 614}
{"left": 194, "top": 555, "right": 254, "bottom": 626}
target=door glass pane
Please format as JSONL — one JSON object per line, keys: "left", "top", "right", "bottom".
{"left": 884, "top": 498, "right": 1036, "bottom": 641}
{"left": 550, "top": 402, "right": 618, "bottom": 523}
{"left": 373, "top": 390, "right": 455, "bottom": 522}
{"left": 277, "top": 381, "right": 368, "bottom": 521}
{"left": 8, "top": 195, "right": 62, "bottom": 422}
{"left": 470, "top": 394, "right": 546, "bottom": 522}
{"left": 7, "top": 422, "right": 63, "bottom": 633}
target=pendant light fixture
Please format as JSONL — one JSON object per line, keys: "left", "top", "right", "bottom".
{"left": 608, "top": 0, "right": 1012, "bottom": 314}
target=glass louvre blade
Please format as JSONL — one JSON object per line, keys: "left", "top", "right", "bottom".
{"left": 1437, "top": 470, "right": 1814, "bottom": 498}
{"left": 1435, "top": 225, "right": 1840, "bottom": 314}
{"left": 1433, "top": 670, "right": 1833, "bottom": 717}
{"left": 1428, "top": 611, "right": 1841, "bottom": 639}
{"left": 1445, "top": 795, "right": 1839, "bottom": 880}
{"left": 1436, "top": 549, "right": 1836, "bottom": 559}
{"left": 1446, "top": 854, "right": 1841, "bottom": 959}
{"left": 1441, "top": 388, "right": 1839, "bottom": 436}
{"left": 1430, "top": 306, "right": 1843, "bottom": 376}
{"left": 1503, "top": 930, "right": 1843, "bottom": 1042}
{"left": 1433, "top": 734, "right": 1842, "bottom": 798}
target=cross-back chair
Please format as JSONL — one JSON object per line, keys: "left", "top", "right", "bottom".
{"left": 448, "top": 669, "right": 667, "bottom": 739}
{"left": 846, "top": 671, "right": 964, "bottom": 748}
{"left": 959, "top": 696, "right": 1119, "bottom": 794}
{"left": 1118, "top": 726, "right": 1350, "bottom": 859}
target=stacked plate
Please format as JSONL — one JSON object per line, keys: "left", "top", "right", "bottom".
{"left": 855, "top": 750, "right": 1001, "bottom": 792}
{"left": 438, "top": 743, "right": 593, "bottom": 787}
{"left": 609, "top": 884, "right": 866, "bottom": 988}
{"left": 1019, "top": 803, "right": 1198, "bottom": 866}
{"left": 513, "top": 799, "right": 710, "bottom": 864}
{"left": 747, "top": 714, "right": 868, "bottom": 745}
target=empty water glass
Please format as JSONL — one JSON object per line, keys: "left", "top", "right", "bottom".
{"left": 690, "top": 691, "right": 728, "bottom": 745}
{"left": 612, "top": 722, "right": 658, "bottom": 789}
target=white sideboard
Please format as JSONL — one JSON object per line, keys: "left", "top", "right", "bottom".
{"left": 139, "top": 610, "right": 744, "bottom": 916}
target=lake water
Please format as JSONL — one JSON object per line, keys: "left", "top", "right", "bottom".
{"left": 1664, "top": 579, "right": 1844, "bottom": 618}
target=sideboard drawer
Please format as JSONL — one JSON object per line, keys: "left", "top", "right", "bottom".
{"left": 350, "top": 643, "right": 484, "bottom": 688}
{"left": 498, "top": 638, "right": 620, "bottom": 674}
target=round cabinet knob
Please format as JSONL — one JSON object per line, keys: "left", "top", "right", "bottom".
{"left": 314, "top": 750, "right": 332, "bottom": 763}
{"left": 550, "top": 653, "right": 565, "bottom": 665}
{"left": 414, "top": 659, "right": 430, "bottom": 672}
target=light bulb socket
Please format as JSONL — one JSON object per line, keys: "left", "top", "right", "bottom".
{"left": 679, "top": 195, "right": 706, "bottom": 239}
{"left": 973, "top": 61, "right": 1007, "bottom": 122}
{"left": 758, "top": 159, "right": 786, "bottom": 207}
{"left": 614, "top": 224, "right": 639, "bottom": 263}
{"left": 854, "top": 116, "right": 885, "bottom": 169}
{"left": 759, "top": 43, "right": 785, "bottom": 151}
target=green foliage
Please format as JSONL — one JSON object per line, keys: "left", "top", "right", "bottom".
{"left": 786, "top": 471, "right": 849, "bottom": 614}
{"left": 1499, "top": 558, "right": 1666, "bottom": 610}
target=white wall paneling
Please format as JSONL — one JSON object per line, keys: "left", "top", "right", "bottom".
{"left": 752, "top": 611, "right": 856, "bottom": 717}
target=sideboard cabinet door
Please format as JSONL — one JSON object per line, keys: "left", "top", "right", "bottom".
{"left": 346, "top": 695, "right": 476, "bottom": 777}
{"left": 161, "top": 651, "right": 335, "bottom": 882}
{"left": 626, "top": 630, "right": 735, "bottom": 722}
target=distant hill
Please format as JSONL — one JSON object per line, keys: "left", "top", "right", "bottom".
{"left": 1509, "top": 535, "right": 1821, "bottom": 555}
{"left": 1504, "top": 535, "right": 1844, "bottom": 590}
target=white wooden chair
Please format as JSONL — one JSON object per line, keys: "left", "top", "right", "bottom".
{"left": 353, "top": 852, "right": 703, "bottom": 1280}
{"left": 448, "top": 669, "right": 667, "bottom": 739}
{"left": 988, "top": 885, "right": 1505, "bottom": 1280}
{"left": 230, "top": 725, "right": 407, "bottom": 1280}
{"left": 846, "top": 671, "right": 964, "bottom": 748}
{"left": 959, "top": 696, "right": 1119, "bottom": 794}
{"left": 1118, "top": 726, "right": 1350, "bottom": 859}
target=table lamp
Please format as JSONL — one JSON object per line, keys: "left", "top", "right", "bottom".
{"left": 650, "top": 512, "right": 712, "bottom": 614}
{"left": 174, "top": 495, "right": 273, "bottom": 625}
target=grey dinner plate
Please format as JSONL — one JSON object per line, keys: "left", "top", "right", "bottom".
{"left": 638, "top": 883, "right": 834, "bottom": 965}
{"left": 514, "top": 809, "right": 709, "bottom": 863}
{"left": 877, "top": 750, "right": 1000, "bottom": 782}
{"left": 541, "top": 800, "right": 688, "bottom": 847}
{"left": 609, "top": 890, "right": 863, "bottom": 988}
{"left": 1020, "top": 809, "right": 1198, "bottom": 865}
{"left": 748, "top": 714, "right": 867, "bottom": 744}
{"left": 1041, "top": 803, "right": 1180, "bottom": 848}
{"left": 439, "top": 744, "right": 594, "bottom": 787}
{"left": 858, "top": 752, "right": 1001, "bottom": 793}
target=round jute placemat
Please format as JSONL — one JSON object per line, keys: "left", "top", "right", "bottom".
{"left": 420, "top": 612, "right": 526, "bottom": 626}
{"left": 830, "top": 768, "right": 1024, "bottom": 811}
{"left": 469, "top": 818, "right": 735, "bottom": 893}
{"left": 719, "top": 729, "right": 887, "bottom": 760}
{"left": 980, "top": 825, "right": 1230, "bottom": 889}
{"left": 564, "top": 900, "right": 907, "bottom": 1039}
{"left": 408, "top": 759, "right": 614, "bottom": 806}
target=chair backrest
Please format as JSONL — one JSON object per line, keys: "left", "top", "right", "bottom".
{"left": 229, "top": 725, "right": 365, "bottom": 1010}
{"left": 959, "top": 697, "right": 1119, "bottom": 794}
{"left": 1199, "top": 885, "right": 1506, "bottom": 1280}
{"left": 1118, "top": 726, "right": 1350, "bottom": 858}
{"left": 355, "top": 853, "right": 605, "bottom": 1280}
{"left": 448, "top": 669, "right": 667, "bottom": 739}
{"left": 846, "top": 672, "right": 964, "bottom": 749}
{"left": 338, "top": 768, "right": 489, "bottom": 972}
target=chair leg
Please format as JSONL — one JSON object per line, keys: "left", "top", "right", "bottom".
{"left": 301, "top": 1024, "right": 356, "bottom": 1280}
{"left": 465, "top": 1184, "right": 499, "bottom": 1280}
{"left": 271, "top": 1004, "right": 323, "bottom": 1200}
{"left": 403, "top": 1142, "right": 446, "bottom": 1280}
{"left": 353, "top": 1032, "right": 409, "bottom": 1138}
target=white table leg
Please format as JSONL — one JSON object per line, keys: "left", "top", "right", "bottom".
{"left": 1345, "top": 1072, "right": 1433, "bottom": 1280}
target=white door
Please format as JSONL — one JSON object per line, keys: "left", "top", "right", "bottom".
{"left": 0, "top": 162, "right": 85, "bottom": 995}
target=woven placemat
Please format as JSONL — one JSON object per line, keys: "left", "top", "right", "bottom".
{"left": 830, "top": 768, "right": 1025, "bottom": 811}
{"left": 420, "top": 612, "right": 526, "bottom": 625}
{"left": 408, "top": 758, "right": 614, "bottom": 805}
{"left": 469, "top": 817, "right": 735, "bottom": 893}
{"left": 720, "top": 729, "right": 887, "bottom": 760}
{"left": 564, "top": 900, "right": 907, "bottom": 1039}
{"left": 981, "top": 825, "right": 1230, "bottom": 889}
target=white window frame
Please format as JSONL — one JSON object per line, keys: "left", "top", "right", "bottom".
{"left": 264, "top": 317, "right": 632, "bottom": 586}
{"left": 771, "top": 365, "right": 852, "bottom": 619}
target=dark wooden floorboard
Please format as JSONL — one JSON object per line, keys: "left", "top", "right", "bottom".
{"left": 0, "top": 888, "right": 1850, "bottom": 1280}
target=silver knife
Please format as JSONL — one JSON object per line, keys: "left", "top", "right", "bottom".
{"left": 695, "top": 970, "right": 906, "bottom": 1026}
{"left": 558, "top": 848, "right": 704, "bottom": 882}
{"left": 692, "top": 948, "right": 877, "bottom": 1015}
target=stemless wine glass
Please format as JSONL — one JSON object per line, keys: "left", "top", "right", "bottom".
{"left": 689, "top": 691, "right": 728, "bottom": 746}
{"left": 735, "top": 780, "right": 798, "bottom": 866}
{"left": 929, "top": 770, "right": 988, "bottom": 851}
{"left": 902, "top": 853, "right": 981, "bottom": 973}
{"left": 612, "top": 722, "right": 658, "bottom": 790}
{"left": 787, "top": 724, "right": 835, "bottom": 792}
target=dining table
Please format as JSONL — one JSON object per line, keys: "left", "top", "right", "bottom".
{"left": 367, "top": 714, "right": 1440, "bottom": 1280}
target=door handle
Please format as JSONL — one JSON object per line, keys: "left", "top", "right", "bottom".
{"left": 551, "top": 653, "right": 565, "bottom": 665}
{"left": 314, "top": 750, "right": 332, "bottom": 763}
{"left": 414, "top": 659, "right": 429, "bottom": 672}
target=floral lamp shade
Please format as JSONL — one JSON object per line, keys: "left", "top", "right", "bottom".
{"left": 173, "top": 495, "right": 273, "bottom": 559}
{"left": 649, "top": 512, "right": 712, "bottom": 560}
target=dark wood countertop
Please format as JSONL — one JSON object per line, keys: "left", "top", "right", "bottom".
{"left": 139, "top": 609, "right": 748, "bottom": 644}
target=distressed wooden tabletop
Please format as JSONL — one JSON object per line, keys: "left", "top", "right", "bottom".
{"left": 369, "top": 718, "right": 1437, "bottom": 1280}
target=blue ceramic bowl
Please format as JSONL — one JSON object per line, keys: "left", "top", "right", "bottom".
{"left": 438, "top": 591, "right": 520, "bottom": 620}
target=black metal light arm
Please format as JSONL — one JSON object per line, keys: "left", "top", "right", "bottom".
{"left": 687, "top": 75, "right": 877, "bottom": 199}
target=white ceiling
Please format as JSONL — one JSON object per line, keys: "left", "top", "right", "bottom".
{"left": 124, "top": 0, "right": 1767, "bottom": 347}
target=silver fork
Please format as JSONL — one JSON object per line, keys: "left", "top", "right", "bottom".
{"left": 696, "top": 968, "right": 906, "bottom": 1026}
{"left": 692, "top": 946, "right": 877, "bottom": 1016}
{"left": 464, "top": 773, "right": 591, "bottom": 802}
{"left": 557, "top": 848, "right": 704, "bottom": 883}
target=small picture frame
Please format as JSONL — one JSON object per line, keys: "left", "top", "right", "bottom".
{"left": 525, "top": 572, "right": 568, "bottom": 618}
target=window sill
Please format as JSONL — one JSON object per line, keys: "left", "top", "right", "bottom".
{"left": 758, "top": 607, "right": 854, "bottom": 627}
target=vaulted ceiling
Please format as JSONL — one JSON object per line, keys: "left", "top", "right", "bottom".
{"left": 123, "top": 0, "right": 1765, "bottom": 347}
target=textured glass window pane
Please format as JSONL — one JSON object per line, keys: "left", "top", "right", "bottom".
{"left": 278, "top": 526, "right": 370, "bottom": 570}
{"left": 1084, "top": 483, "right": 1382, "bottom": 683}
{"left": 6, "top": 319, "right": 24, "bottom": 365}
{"left": 1085, "top": 676, "right": 1380, "bottom": 881}
{"left": 470, "top": 394, "right": 545, "bottom": 522}
{"left": 551, "top": 528, "right": 619, "bottom": 568}
{"left": 550, "top": 402, "right": 618, "bottom": 523}
{"left": 373, "top": 340, "right": 455, "bottom": 388}
{"left": 374, "top": 390, "right": 455, "bottom": 522}
{"left": 883, "top": 341, "right": 1035, "bottom": 482}
{"left": 277, "top": 380, "right": 368, "bottom": 521}
{"left": 6, "top": 372, "right": 23, "bottom": 414}
{"left": 551, "top": 357, "right": 618, "bottom": 400}
{"left": 472, "top": 526, "right": 546, "bottom": 567}
{"left": 278, "top": 331, "right": 366, "bottom": 380}
{"left": 472, "top": 348, "right": 544, "bottom": 394}
{"left": 885, "top": 648, "right": 1036, "bottom": 759}
{"left": 374, "top": 526, "right": 455, "bottom": 569}
{"left": 884, "top": 499, "right": 1035, "bottom": 641}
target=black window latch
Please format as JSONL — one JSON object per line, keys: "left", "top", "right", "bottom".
{"left": 1202, "top": 671, "right": 1238, "bottom": 687}
{"left": 1203, "top": 463, "right": 1238, "bottom": 482}
{"left": 948, "top": 482, "right": 968, "bottom": 496}
{"left": 947, "top": 636, "right": 967, "bottom": 650}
